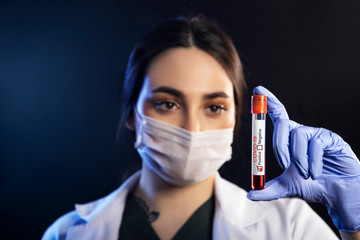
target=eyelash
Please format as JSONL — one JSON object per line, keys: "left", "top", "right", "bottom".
{"left": 206, "top": 104, "right": 227, "bottom": 115}
{"left": 154, "top": 100, "right": 179, "bottom": 112}
{"left": 154, "top": 100, "right": 227, "bottom": 115}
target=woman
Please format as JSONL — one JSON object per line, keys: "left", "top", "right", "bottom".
{"left": 42, "top": 14, "right": 360, "bottom": 240}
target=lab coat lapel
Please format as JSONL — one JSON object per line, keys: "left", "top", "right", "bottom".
{"left": 213, "top": 172, "right": 268, "bottom": 240}
{"left": 65, "top": 172, "right": 141, "bottom": 240}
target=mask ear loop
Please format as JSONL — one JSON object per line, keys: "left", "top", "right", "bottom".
{"left": 134, "top": 107, "right": 146, "bottom": 148}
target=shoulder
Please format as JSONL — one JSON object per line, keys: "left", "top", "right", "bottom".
{"left": 42, "top": 188, "right": 126, "bottom": 240}
{"left": 214, "top": 174, "right": 338, "bottom": 239}
{"left": 253, "top": 197, "right": 338, "bottom": 239}
{"left": 42, "top": 210, "right": 84, "bottom": 240}
{"left": 42, "top": 171, "right": 142, "bottom": 240}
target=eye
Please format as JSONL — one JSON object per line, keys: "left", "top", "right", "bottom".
{"left": 206, "top": 105, "right": 226, "bottom": 115}
{"left": 155, "top": 101, "right": 179, "bottom": 112}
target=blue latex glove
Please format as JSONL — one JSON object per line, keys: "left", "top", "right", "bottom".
{"left": 247, "top": 86, "right": 360, "bottom": 233}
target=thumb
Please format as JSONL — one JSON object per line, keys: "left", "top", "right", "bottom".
{"left": 247, "top": 177, "right": 289, "bottom": 201}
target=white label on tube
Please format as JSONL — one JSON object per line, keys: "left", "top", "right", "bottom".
{"left": 252, "top": 119, "right": 265, "bottom": 175}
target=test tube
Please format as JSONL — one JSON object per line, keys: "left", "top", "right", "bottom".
{"left": 251, "top": 95, "right": 267, "bottom": 190}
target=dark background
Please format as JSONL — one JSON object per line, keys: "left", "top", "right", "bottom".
{"left": 1, "top": 0, "right": 360, "bottom": 239}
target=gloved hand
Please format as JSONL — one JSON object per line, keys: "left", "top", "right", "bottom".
{"left": 247, "top": 86, "right": 360, "bottom": 233}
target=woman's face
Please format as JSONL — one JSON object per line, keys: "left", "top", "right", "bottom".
{"left": 134, "top": 47, "right": 236, "bottom": 132}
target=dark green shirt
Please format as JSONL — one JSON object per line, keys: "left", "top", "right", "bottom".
{"left": 118, "top": 194, "right": 215, "bottom": 240}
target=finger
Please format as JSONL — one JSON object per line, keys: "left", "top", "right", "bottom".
{"left": 310, "top": 129, "right": 360, "bottom": 177}
{"left": 291, "top": 126, "right": 319, "bottom": 179}
{"left": 253, "top": 86, "right": 289, "bottom": 125}
{"left": 308, "top": 129, "right": 325, "bottom": 179}
{"left": 247, "top": 177, "right": 289, "bottom": 201}
{"left": 273, "top": 119, "right": 301, "bottom": 169}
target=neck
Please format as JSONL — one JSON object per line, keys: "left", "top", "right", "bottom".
{"left": 133, "top": 163, "right": 215, "bottom": 240}
{"left": 133, "top": 162, "right": 215, "bottom": 211}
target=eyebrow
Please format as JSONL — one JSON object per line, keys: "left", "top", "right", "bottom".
{"left": 203, "top": 91, "right": 229, "bottom": 100}
{"left": 152, "top": 86, "right": 185, "bottom": 98}
{"left": 151, "top": 86, "right": 229, "bottom": 100}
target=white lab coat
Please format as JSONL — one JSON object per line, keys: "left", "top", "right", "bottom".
{"left": 42, "top": 171, "right": 339, "bottom": 240}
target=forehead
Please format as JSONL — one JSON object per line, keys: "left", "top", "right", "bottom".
{"left": 144, "top": 47, "right": 234, "bottom": 96}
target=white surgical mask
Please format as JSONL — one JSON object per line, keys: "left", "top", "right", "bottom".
{"left": 134, "top": 110, "right": 234, "bottom": 186}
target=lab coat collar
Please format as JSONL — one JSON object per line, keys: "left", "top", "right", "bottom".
{"left": 68, "top": 171, "right": 141, "bottom": 239}
{"left": 75, "top": 171, "right": 140, "bottom": 221}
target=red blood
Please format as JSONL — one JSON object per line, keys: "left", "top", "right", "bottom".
{"left": 252, "top": 175, "right": 265, "bottom": 190}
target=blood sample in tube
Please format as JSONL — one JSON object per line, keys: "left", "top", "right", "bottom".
{"left": 251, "top": 95, "right": 267, "bottom": 190}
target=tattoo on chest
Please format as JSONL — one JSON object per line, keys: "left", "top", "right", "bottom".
{"left": 133, "top": 196, "right": 160, "bottom": 223}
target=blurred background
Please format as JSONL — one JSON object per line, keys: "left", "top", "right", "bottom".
{"left": 1, "top": 0, "right": 360, "bottom": 238}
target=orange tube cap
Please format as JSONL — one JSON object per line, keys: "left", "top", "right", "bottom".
{"left": 251, "top": 95, "right": 267, "bottom": 114}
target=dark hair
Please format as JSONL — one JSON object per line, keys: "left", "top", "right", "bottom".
{"left": 118, "top": 14, "right": 246, "bottom": 139}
